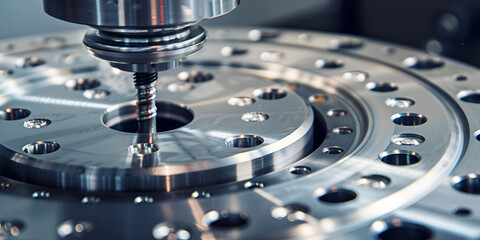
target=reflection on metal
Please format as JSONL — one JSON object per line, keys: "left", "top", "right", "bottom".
{"left": 0, "top": 27, "right": 478, "bottom": 239}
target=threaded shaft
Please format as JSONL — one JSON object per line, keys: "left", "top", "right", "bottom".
{"left": 134, "top": 72, "right": 157, "bottom": 134}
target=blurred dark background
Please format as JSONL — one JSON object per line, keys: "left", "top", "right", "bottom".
{"left": 1, "top": 0, "right": 479, "bottom": 67}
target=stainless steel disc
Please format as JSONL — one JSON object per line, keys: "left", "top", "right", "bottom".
{"left": 0, "top": 27, "right": 479, "bottom": 240}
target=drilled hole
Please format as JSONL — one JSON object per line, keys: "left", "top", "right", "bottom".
{"left": 225, "top": 135, "right": 263, "bottom": 148}
{"left": 454, "top": 74, "right": 467, "bottom": 81}
{"left": 315, "top": 59, "right": 344, "bottom": 69}
{"left": 318, "top": 188, "right": 357, "bottom": 203}
{"left": 366, "top": 82, "right": 398, "bottom": 92}
{"left": 391, "top": 113, "right": 427, "bottom": 126}
{"left": 103, "top": 101, "right": 193, "bottom": 133}
{"left": 23, "top": 141, "right": 60, "bottom": 154}
{"left": 377, "top": 222, "right": 433, "bottom": 240}
{"left": 323, "top": 147, "right": 344, "bottom": 154}
{"left": 178, "top": 71, "right": 213, "bottom": 83}
{"left": 83, "top": 89, "right": 110, "bottom": 99}
{"left": 253, "top": 88, "right": 287, "bottom": 100}
{"left": 23, "top": 118, "right": 51, "bottom": 129}
{"left": 357, "top": 175, "right": 391, "bottom": 189}
{"left": 475, "top": 130, "right": 480, "bottom": 141}
{"left": 244, "top": 181, "right": 265, "bottom": 189}
{"left": 403, "top": 56, "right": 444, "bottom": 69}
{"left": 457, "top": 90, "right": 480, "bottom": 103}
{"left": 221, "top": 46, "right": 248, "bottom": 57}
{"left": 0, "top": 108, "right": 31, "bottom": 120}
{"left": 452, "top": 174, "right": 480, "bottom": 194}
{"left": 326, "top": 109, "right": 346, "bottom": 117}
{"left": 203, "top": 211, "right": 248, "bottom": 229}
{"left": 333, "top": 127, "right": 353, "bottom": 135}
{"left": 453, "top": 207, "right": 472, "bottom": 216}
{"left": 342, "top": 71, "right": 368, "bottom": 82}
{"left": 379, "top": 150, "right": 421, "bottom": 166}
{"left": 241, "top": 112, "right": 269, "bottom": 122}
{"left": 391, "top": 133, "right": 425, "bottom": 146}
{"left": 308, "top": 94, "right": 328, "bottom": 103}
{"left": 128, "top": 143, "right": 159, "bottom": 155}
{"left": 385, "top": 97, "right": 415, "bottom": 108}
{"left": 20, "top": 57, "right": 46, "bottom": 68}
{"left": 271, "top": 203, "right": 310, "bottom": 221}
{"left": 289, "top": 166, "right": 312, "bottom": 175}
{"left": 65, "top": 78, "right": 100, "bottom": 90}
{"left": 228, "top": 97, "right": 255, "bottom": 106}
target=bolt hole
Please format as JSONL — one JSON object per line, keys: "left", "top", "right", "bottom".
{"left": 23, "top": 118, "right": 52, "bottom": 129}
{"left": 333, "top": 127, "right": 353, "bottom": 135}
{"left": 391, "top": 133, "right": 425, "bottom": 146}
{"left": 23, "top": 141, "right": 60, "bottom": 154}
{"left": 65, "top": 78, "right": 100, "bottom": 90}
{"left": 253, "top": 88, "right": 287, "bottom": 100}
{"left": 385, "top": 97, "right": 415, "bottom": 108}
{"left": 377, "top": 221, "right": 433, "bottom": 240}
{"left": 203, "top": 211, "right": 248, "bottom": 229}
{"left": 326, "top": 109, "right": 346, "bottom": 117}
{"left": 315, "top": 59, "right": 344, "bottom": 69}
{"left": 308, "top": 94, "right": 328, "bottom": 103}
{"left": 366, "top": 82, "right": 398, "bottom": 92}
{"left": 0, "top": 108, "right": 31, "bottom": 120}
{"left": 454, "top": 74, "right": 467, "bottom": 81}
{"left": 244, "top": 181, "right": 265, "bottom": 189}
{"left": 457, "top": 90, "right": 480, "bottom": 103}
{"left": 391, "top": 113, "right": 427, "bottom": 126}
{"left": 379, "top": 150, "right": 421, "bottom": 166}
{"left": 178, "top": 71, "right": 213, "bottom": 83}
{"left": 357, "top": 174, "right": 391, "bottom": 189}
{"left": 103, "top": 101, "right": 194, "bottom": 133}
{"left": 323, "top": 147, "right": 344, "bottom": 154}
{"left": 318, "top": 188, "right": 357, "bottom": 203}
{"left": 342, "top": 71, "right": 368, "bottom": 82}
{"left": 20, "top": 57, "right": 46, "bottom": 68}
{"left": 289, "top": 166, "right": 312, "bottom": 175}
{"left": 271, "top": 203, "right": 310, "bottom": 221}
{"left": 241, "top": 112, "right": 269, "bottom": 122}
{"left": 83, "top": 89, "right": 110, "bottom": 99}
{"left": 228, "top": 97, "right": 255, "bottom": 106}
{"left": 453, "top": 207, "right": 472, "bottom": 216}
{"left": 225, "top": 135, "right": 263, "bottom": 148}
{"left": 451, "top": 174, "right": 480, "bottom": 194}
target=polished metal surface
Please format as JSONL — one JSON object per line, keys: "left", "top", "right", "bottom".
{"left": 43, "top": 0, "right": 239, "bottom": 28}
{"left": 0, "top": 27, "right": 479, "bottom": 239}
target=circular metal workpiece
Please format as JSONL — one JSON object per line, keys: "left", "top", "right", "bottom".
{"left": 0, "top": 27, "right": 479, "bottom": 239}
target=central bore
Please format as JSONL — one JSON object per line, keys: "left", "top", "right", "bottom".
{"left": 102, "top": 101, "right": 194, "bottom": 133}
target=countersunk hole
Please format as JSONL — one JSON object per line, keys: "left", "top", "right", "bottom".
{"left": 333, "top": 127, "right": 353, "bottom": 135}
{"left": 103, "top": 101, "right": 194, "bottom": 133}
{"left": 83, "top": 89, "right": 110, "bottom": 99}
{"left": 244, "top": 181, "right": 265, "bottom": 189}
{"left": 128, "top": 143, "right": 159, "bottom": 155}
{"left": 342, "top": 71, "right": 368, "bottom": 82}
{"left": 23, "top": 141, "right": 60, "bottom": 154}
{"left": 0, "top": 108, "right": 31, "bottom": 120}
{"left": 241, "top": 112, "right": 269, "bottom": 122}
{"left": 289, "top": 166, "right": 312, "bottom": 175}
{"left": 357, "top": 174, "right": 391, "bottom": 189}
{"left": 20, "top": 57, "right": 46, "bottom": 68}
{"left": 451, "top": 174, "right": 480, "bottom": 194}
{"left": 203, "top": 210, "right": 248, "bottom": 229}
{"left": 65, "top": 78, "right": 100, "bottom": 90}
{"left": 377, "top": 221, "right": 433, "bottom": 240}
{"left": 385, "top": 98, "right": 415, "bottom": 108}
{"left": 457, "top": 90, "right": 480, "bottom": 103}
{"left": 225, "top": 135, "right": 263, "bottom": 148}
{"left": 475, "top": 130, "right": 480, "bottom": 141}
{"left": 253, "top": 88, "right": 287, "bottom": 100}
{"left": 403, "top": 56, "right": 444, "bottom": 69}
{"left": 323, "top": 146, "right": 344, "bottom": 154}
{"left": 228, "top": 97, "right": 255, "bottom": 106}
{"left": 453, "top": 207, "right": 472, "bottom": 216}
{"left": 379, "top": 150, "right": 421, "bottom": 166}
{"left": 454, "top": 74, "right": 467, "bottom": 81}
{"left": 271, "top": 203, "right": 310, "bottom": 221}
{"left": 23, "top": 118, "right": 51, "bottom": 129}
{"left": 391, "top": 113, "right": 427, "bottom": 126}
{"left": 178, "top": 71, "right": 213, "bottom": 83}
{"left": 318, "top": 188, "right": 357, "bottom": 203}
{"left": 326, "top": 109, "right": 346, "bottom": 117}
{"left": 391, "top": 133, "right": 425, "bottom": 146}
{"left": 315, "top": 59, "right": 344, "bottom": 69}
{"left": 366, "top": 82, "right": 398, "bottom": 92}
